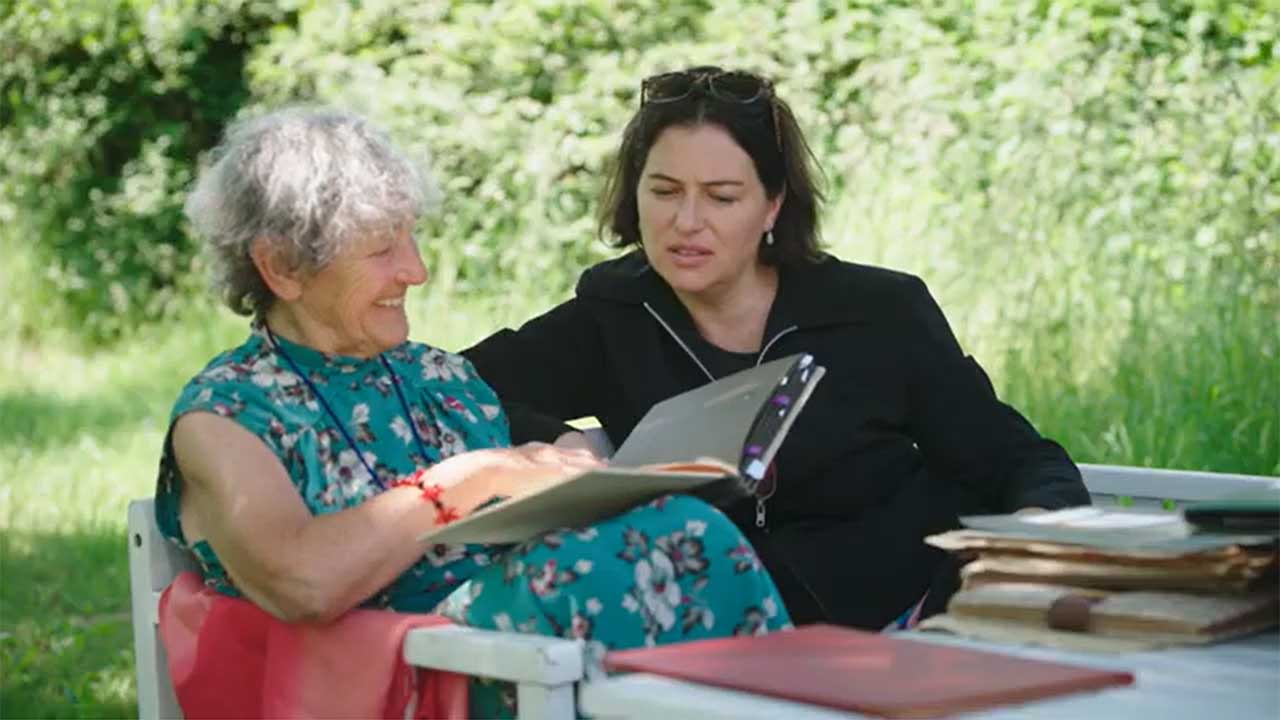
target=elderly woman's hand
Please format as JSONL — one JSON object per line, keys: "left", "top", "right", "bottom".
{"left": 463, "top": 442, "right": 601, "bottom": 501}
{"left": 512, "top": 441, "right": 603, "bottom": 469}
{"left": 422, "top": 443, "right": 604, "bottom": 511}
{"left": 500, "top": 442, "right": 604, "bottom": 496}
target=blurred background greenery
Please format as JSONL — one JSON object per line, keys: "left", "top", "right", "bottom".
{"left": 2, "top": 0, "right": 1277, "bottom": 715}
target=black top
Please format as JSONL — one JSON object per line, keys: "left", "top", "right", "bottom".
{"left": 464, "top": 251, "right": 1089, "bottom": 629}
{"left": 689, "top": 334, "right": 757, "bottom": 378}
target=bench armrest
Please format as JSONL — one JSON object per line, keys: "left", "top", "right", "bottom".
{"left": 403, "top": 625, "right": 584, "bottom": 685}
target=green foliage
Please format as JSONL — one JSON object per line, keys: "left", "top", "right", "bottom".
{"left": 2, "top": 0, "right": 1277, "bottom": 462}
{"left": 797, "top": 0, "right": 1279, "bottom": 474}
{"left": 244, "top": 0, "right": 723, "bottom": 302}
{"left": 0, "top": 0, "right": 285, "bottom": 340}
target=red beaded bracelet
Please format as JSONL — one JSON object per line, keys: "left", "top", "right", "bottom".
{"left": 390, "top": 470, "right": 460, "bottom": 526}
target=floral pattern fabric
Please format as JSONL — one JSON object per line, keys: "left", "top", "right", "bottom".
{"left": 155, "top": 323, "right": 508, "bottom": 611}
{"left": 155, "top": 323, "right": 791, "bottom": 717}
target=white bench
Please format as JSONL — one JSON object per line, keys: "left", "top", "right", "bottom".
{"left": 1076, "top": 463, "right": 1277, "bottom": 510}
{"left": 129, "top": 461, "right": 1278, "bottom": 718}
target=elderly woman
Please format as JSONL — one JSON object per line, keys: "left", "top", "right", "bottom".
{"left": 157, "top": 107, "right": 790, "bottom": 717}
{"left": 465, "top": 67, "right": 1092, "bottom": 631}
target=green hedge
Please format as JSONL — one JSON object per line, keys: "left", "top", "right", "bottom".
{"left": 4, "top": 0, "right": 1275, "bottom": 339}
{"left": 1, "top": 0, "right": 284, "bottom": 339}
{"left": 3, "top": 0, "right": 1276, "bottom": 471}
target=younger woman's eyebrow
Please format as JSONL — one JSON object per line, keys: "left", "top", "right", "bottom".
{"left": 646, "top": 172, "right": 745, "bottom": 187}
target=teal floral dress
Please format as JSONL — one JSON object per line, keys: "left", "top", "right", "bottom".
{"left": 156, "top": 323, "right": 791, "bottom": 717}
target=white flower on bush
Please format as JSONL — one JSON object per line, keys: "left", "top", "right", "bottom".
{"left": 634, "top": 550, "right": 680, "bottom": 631}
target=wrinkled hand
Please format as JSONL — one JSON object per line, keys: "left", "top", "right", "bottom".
{"left": 511, "top": 441, "right": 602, "bottom": 471}
{"left": 494, "top": 442, "right": 604, "bottom": 497}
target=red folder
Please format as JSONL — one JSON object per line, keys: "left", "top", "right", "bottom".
{"left": 604, "top": 624, "right": 1133, "bottom": 718}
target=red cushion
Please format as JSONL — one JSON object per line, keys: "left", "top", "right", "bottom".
{"left": 158, "top": 572, "right": 469, "bottom": 719}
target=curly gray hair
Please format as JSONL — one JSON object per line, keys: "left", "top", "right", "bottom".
{"left": 184, "top": 107, "right": 439, "bottom": 316}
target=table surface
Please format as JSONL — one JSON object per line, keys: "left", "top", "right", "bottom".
{"left": 579, "top": 630, "right": 1280, "bottom": 720}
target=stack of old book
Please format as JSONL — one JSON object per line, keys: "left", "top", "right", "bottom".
{"left": 921, "top": 503, "right": 1279, "bottom": 651}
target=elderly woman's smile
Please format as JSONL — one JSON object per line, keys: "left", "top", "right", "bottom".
{"left": 257, "top": 224, "right": 429, "bottom": 359}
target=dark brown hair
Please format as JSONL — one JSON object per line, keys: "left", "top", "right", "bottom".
{"left": 599, "top": 66, "right": 825, "bottom": 266}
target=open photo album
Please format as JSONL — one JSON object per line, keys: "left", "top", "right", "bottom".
{"left": 419, "top": 353, "right": 825, "bottom": 544}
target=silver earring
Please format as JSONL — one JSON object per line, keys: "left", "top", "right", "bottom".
{"left": 765, "top": 230, "right": 775, "bottom": 246}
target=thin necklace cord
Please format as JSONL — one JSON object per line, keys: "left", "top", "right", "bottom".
{"left": 264, "top": 324, "right": 434, "bottom": 489}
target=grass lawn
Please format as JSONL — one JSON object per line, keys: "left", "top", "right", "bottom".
{"left": 1, "top": 314, "right": 242, "bottom": 717}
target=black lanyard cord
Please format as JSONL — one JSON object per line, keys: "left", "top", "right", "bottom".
{"left": 264, "top": 325, "right": 435, "bottom": 490}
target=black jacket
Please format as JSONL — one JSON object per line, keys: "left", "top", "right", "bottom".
{"left": 465, "top": 252, "right": 1089, "bottom": 629}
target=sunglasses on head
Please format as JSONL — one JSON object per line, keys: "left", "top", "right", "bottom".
{"left": 641, "top": 69, "right": 773, "bottom": 105}
{"left": 640, "top": 69, "right": 782, "bottom": 149}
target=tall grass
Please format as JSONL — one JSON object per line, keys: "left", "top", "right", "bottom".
{"left": 823, "top": 187, "right": 1279, "bottom": 478}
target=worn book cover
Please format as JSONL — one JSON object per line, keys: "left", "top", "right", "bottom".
{"left": 604, "top": 624, "right": 1134, "bottom": 718}
{"left": 419, "top": 353, "right": 824, "bottom": 545}
{"left": 927, "top": 527, "right": 1279, "bottom": 593}
{"left": 946, "top": 582, "right": 1279, "bottom": 641}
{"left": 959, "top": 507, "right": 1278, "bottom": 553}
{"left": 922, "top": 582, "right": 1278, "bottom": 651}
{"left": 958, "top": 554, "right": 1277, "bottom": 592}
